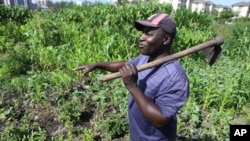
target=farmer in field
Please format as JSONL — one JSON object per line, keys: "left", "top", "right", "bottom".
{"left": 73, "top": 13, "right": 189, "bottom": 141}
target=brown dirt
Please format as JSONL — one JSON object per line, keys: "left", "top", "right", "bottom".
{"left": 0, "top": 85, "right": 127, "bottom": 141}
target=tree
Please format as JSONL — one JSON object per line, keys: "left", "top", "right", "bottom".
{"left": 219, "top": 9, "right": 234, "bottom": 19}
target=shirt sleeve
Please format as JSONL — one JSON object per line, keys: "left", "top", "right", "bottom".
{"left": 155, "top": 77, "right": 189, "bottom": 117}
{"left": 127, "top": 54, "right": 149, "bottom": 66}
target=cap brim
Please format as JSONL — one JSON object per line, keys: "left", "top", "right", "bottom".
{"left": 134, "top": 21, "right": 158, "bottom": 31}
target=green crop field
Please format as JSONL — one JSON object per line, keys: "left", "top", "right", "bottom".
{"left": 0, "top": 2, "right": 249, "bottom": 141}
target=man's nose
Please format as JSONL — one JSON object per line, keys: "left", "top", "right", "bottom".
{"left": 140, "top": 33, "right": 146, "bottom": 41}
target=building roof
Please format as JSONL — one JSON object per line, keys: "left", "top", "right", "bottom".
{"left": 205, "top": 0, "right": 215, "bottom": 5}
{"left": 193, "top": 0, "right": 204, "bottom": 3}
{"left": 232, "top": 2, "right": 250, "bottom": 6}
{"left": 216, "top": 4, "right": 230, "bottom": 9}
{"left": 193, "top": 0, "right": 215, "bottom": 5}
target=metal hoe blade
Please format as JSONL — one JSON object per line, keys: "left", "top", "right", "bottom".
{"left": 202, "top": 45, "right": 222, "bottom": 66}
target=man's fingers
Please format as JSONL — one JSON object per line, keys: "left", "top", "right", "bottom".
{"left": 128, "top": 64, "right": 137, "bottom": 74}
{"left": 72, "top": 68, "right": 79, "bottom": 71}
{"left": 72, "top": 66, "right": 87, "bottom": 71}
{"left": 72, "top": 67, "right": 81, "bottom": 71}
{"left": 120, "top": 64, "right": 137, "bottom": 76}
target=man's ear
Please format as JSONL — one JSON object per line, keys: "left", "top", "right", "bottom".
{"left": 163, "top": 35, "right": 172, "bottom": 45}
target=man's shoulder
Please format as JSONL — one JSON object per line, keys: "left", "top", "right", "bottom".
{"left": 129, "top": 54, "right": 149, "bottom": 65}
{"left": 134, "top": 54, "right": 149, "bottom": 60}
{"left": 161, "top": 60, "right": 188, "bottom": 81}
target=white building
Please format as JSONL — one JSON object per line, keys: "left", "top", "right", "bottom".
{"left": 36, "top": 0, "right": 48, "bottom": 7}
{"left": 189, "top": 0, "right": 214, "bottom": 12}
{"left": 158, "top": 0, "right": 188, "bottom": 10}
{"left": 191, "top": 0, "right": 204, "bottom": 12}
{"left": 215, "top": 4, "right": 230, "bottom": 13}
{"left": 204, "top": 1, "right": 215, "bottom": 12}
{"left": 232, "top": 2, "right": 250, "bottom": 17}
{"left": 105, "top": 0, "right": 250, "bottom": 18}
{"left": 3, "top": 0, "right": 32, "bottom": 7}
{"left": 157, "top": 0, "right": 215, "bottom": 12}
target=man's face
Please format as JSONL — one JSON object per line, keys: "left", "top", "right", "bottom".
{"left": 139, "top": 27, "right": 166, "bottom": 57}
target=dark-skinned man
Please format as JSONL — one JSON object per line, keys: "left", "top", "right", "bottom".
{"left": 73, "top": 13, "right": 189, "bottom": 141}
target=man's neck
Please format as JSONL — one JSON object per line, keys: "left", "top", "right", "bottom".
{"left": 149, "top": 53, "right": 170, "bottom": 62}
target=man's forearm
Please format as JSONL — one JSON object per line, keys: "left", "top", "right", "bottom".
{"left": 95, "top": 61, "right": 126, "bottom": 72}
{"left": 127, "top": 86, "right": 170, "bottom": 128}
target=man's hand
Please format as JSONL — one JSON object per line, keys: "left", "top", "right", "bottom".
{"left": 72, "top": 64, "right": 96, "bottom": 76}
{"left": 119, "top": 64, "right": 138, "bottom": 89}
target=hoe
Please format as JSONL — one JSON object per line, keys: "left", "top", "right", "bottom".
{"left": 99, "top": 36, "right": 224, "bottom": 82}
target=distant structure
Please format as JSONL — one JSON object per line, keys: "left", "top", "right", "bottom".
{"left": 232, "top": 2, "right": 250, "bottom": 17}
{"left": 36, "top": 0, "right": 47, "bottom": 7}
{"left": 120, "top": 0, "right": 250, "bottom": 18}
{"left": 158, "top": 0, "right": 188, "bottom": 10}
{"left": 215, "top": 4, "right": 230, "bottom": 13}
{"left": 1, "top": 0, "right": 34, "bottom": 9}
{"left": 112, "top": 0, "right": 221, "bottom": 13}
{"left": 154, "top": 0, "right": 216, "bottom": 13}
{"left": 1, "top": 0, "right": 249, "bottom": 18}
{"left": 204, "top": 0, "right": 216, "bottom": 12}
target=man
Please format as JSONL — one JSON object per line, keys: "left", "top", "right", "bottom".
{"left": 73, "top": 13, "right": 189, "bottom": 141}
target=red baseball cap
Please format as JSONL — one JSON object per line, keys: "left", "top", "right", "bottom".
{"left": 134, "top": 13, "right": 177, "bottom": 38}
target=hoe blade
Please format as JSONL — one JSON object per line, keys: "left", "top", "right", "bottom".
{"left": 202, "top": 45, "right": 222, "bottom": 66}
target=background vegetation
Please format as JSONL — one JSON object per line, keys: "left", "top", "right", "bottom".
{"left": 0, "top": 1, "right": 249, "bottom": 141}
